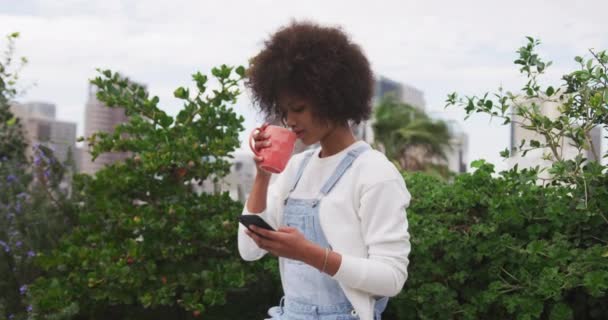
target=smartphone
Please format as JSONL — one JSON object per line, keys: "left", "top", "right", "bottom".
{"left": 238, "top": 215, "right": 275, "bottom": 237}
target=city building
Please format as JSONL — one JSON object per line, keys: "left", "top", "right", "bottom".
{"left": 445, "top": 120, "right": 469, "bottom": 173}
{"left": 9, "top": 101, "right": 77, "bottom": 167}
{"left": 9, "top": 101, "right": 78, "bottom": 193}
{"left": 508, "top": 96, "right": 603, "bottom": 178}
{"left": 352, "top": 76, "right": 427, "bottom": 145}
{"left": 80, "top": 84, "right": 131, "bottom": 174}
{"left": 194, "top": 150, "right": 257, "bottom": 203}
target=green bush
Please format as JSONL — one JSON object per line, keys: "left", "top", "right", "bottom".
{"left": 27, "top": 66, "right": 273, "bottom": 319}
{"left": 389, "top": 38, "right": 608, "bottom": 319}
{"left": 13, "top": 35, "right": 606, "bottom": 320}
{"left": 391, "top": 162, "right": 607, "bottom": 319}
{"left": 2, "top": 32, "right": 76, "bottom": 320}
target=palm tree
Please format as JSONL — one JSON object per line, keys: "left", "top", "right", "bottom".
{"left": 372, "top": 95, "right": 452, "bottom": 176}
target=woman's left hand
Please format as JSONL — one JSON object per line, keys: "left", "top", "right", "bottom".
{"left": 245, "top": 226, "right": 314, "bottom": 262}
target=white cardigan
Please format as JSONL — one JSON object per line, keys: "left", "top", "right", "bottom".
{"left": 238, "top": 141, "right": 411, "bottom": 320}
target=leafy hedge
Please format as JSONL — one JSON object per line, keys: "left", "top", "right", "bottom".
{"left": 390, "top": 160, "right": 608, "bottom": 320}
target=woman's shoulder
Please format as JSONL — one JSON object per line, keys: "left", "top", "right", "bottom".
{"left": 353, "top": 144, "right": 404, "bottom": 186}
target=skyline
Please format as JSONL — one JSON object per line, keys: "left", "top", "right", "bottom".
{"left": 2, "top": 0, "right": 607, "bottom": 171}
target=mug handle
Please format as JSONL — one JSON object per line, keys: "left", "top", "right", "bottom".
{"left": 249, "top": 123, "right": 270, "bottom": 156}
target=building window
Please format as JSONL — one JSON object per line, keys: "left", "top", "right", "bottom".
{"left": 38, "top": 123, "right": 51, "bottom": 141}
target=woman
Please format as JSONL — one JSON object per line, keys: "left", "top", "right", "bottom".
{"left": 238, "top": 21, "right": 411, "bottom": 320}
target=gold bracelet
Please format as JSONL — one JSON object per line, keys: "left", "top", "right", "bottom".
{"left": 320, "top": 247, "right": 330, "bottom": 273}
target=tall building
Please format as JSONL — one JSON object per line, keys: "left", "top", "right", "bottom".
{"left": 445, "top": 121, "right": 469, "bottom": 173}
{"left": 353, "top": 76, "right": 427, "bottom": 145}
{"left": 194, "top": 150, "right": 257, "bottom": 203}
{"left": 508, "top": 96, "right": 603, "bottom": 178}
{"left": 372, "top": 76, "right": 426, "bottom": 111}
{"left": 355, "top": 76, "right": 469, "bottom": 173}
{"left": 80, "top": 84, "right": 131, "bottom": 174}
{"left": 9, "top": 101, "right": 77, "bottom": 166}
{"left": 9, "top": 101, "right": 78, "bottom": 193}
{"left": 12, "top": 101, "right": 56, "bottom": 119}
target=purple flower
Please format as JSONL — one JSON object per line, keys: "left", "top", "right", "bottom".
{"left": 44, "top": 170, "right": 51, "bottom": 178}
{"left": 27, "top": 250, "right": 35, "bottom": 257}
{"left": 20, "top": 284, "right": 27, "bottom": 295}
{"left": 27, "top": 305, "right": 32, "bottom": 312}
{"left": 15, "top": 202, "right": 22, "bottom": 213}
{"left": 17, "top": 192, "right": 28, "bottom": 198}
{"left": 1, "top": 156, "right": 7, "bottom": 161}
{"left": 8, "top": 314, "right": 14, "bottom": 320}
{"left": 0, "top": 240, "right": 9, "bottom": 253}
{"left": 16, "top": 241, "right": 23, "bottom": 248}
{"left": 7, "top": 174, "right": 17, "bottom": 183}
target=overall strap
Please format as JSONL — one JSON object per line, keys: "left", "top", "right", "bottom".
{"left": 288, "top": 149, "right": 317, "bottom": 192}
{"left": 319, "top": 145, "right": 370, "bottom": 196}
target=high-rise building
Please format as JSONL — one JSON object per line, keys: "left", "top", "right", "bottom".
{"left": 508, "top": 96, "right": 603, "bottom": 178}
{"left": 194, "top": 150, "right": 257, "bottom": 203}
{"left": 355, "top": 76, "right": 469, "bottom": 173}
{"left": 445, "top": 121, "right": 469, "bottom": 173}
{"left": 353, "top": 76, "right": 427, "bottom": 145}
{"left": 80, "top": 84, "right": 131, "bottom": 174}
{"left": 9, "top": 101, "right": 77, "bottom": 193}
{"left": 9, "top": 101, "right": 77, "bottom": 166}
{"left": 372, "top": 76, "right": 426, "bottom": 111}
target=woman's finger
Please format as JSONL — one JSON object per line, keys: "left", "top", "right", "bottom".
{"left": 253, "top": 132, "right": 269, "bottom": 141}
{"left": 255, "top": 140, "right": 271, "bottom": 150}
{"left": 245, "top": 230, "right": 262, "bottom": 246}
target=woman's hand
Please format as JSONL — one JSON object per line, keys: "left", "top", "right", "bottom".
{"left": 251, "top": 127, "right": 272, "bottom": 177}
{"left": 245, "top": 225, "right": 314, "bottom": 262}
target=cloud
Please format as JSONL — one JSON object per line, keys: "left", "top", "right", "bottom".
{"left": 1, "top": 0, "right": 606, "bottom": 171}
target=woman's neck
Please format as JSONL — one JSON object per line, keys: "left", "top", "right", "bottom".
{"left": 318, "top": 124, "right": 357, "bottom": 158}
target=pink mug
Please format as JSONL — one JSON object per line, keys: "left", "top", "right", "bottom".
{"left": 249, "top": 123, "right": 297, "bottom": 174}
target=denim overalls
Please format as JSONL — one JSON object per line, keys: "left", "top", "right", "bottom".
{"left": 266, "top": 145, "right": 388, "bottom": 320}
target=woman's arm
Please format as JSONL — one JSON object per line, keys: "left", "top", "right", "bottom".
{"left": 238, "top": 172, "right": 275, "bottom": 261}
{"left": 330, "top": 179, "right": 411, "bottom": 297}
{"left": 238, "top": 151, "right": 300, "bottom": 261}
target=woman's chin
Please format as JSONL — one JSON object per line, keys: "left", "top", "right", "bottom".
{"left": 299, "top": 137, "right": 315, "bottom": 146}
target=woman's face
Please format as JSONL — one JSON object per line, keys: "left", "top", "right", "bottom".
{"left": 277, "top": 93, "right": 335, "bottom": 146}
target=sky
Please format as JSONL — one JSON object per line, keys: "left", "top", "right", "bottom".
{"left": 1, "top": 0, "right": 607, "bottom": 171}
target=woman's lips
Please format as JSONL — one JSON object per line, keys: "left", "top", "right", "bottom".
{"left": 295, "top": 130, "right": 305, "bottom": 138}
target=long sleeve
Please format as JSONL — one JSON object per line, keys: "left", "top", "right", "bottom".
{"left": 237, "top": 168, "right": 291, "bottom": 261}
{"left": 331, "top": 178, "right": 411, "bottom": 297}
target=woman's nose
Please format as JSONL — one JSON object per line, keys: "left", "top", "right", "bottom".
{"left": 285, "top": 113, "right": 296, "bottom": 127}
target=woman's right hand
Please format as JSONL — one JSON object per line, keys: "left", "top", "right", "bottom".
{"left": 252, "top": 129, "right": 272, "bottom": 177}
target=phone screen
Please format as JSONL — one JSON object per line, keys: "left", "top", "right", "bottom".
{"left": 238, "top": 215, "right": 276, "bottom": 235}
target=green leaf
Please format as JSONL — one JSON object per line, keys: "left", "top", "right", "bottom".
{"left": 499, "top": 148, "right": 510, "bottom": 158}
{"left": 583, "top": 271, "right": 608, "bottom": 297}
{"left": 470, "top": 159, "right": 486, "bottom": 168}
{"left": 235, "top": 66, "right": 246, "bottom": 77}
{"left": 549, "top": 303, "right": 573, "bottom": 320}
{"left": 529, "top": 140, "right": 541, "bottom": 148}
{"left": 546, "top": 86, "right": 555, "bottom": 96}
{"left": 173, "top": 87, "right": 189, "bottom": 99}
{"left": 159, "top": 115, "right": 174, "bottom": 128}
{"left": 6, "top": 116, "right": 16, "bottom": 127}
